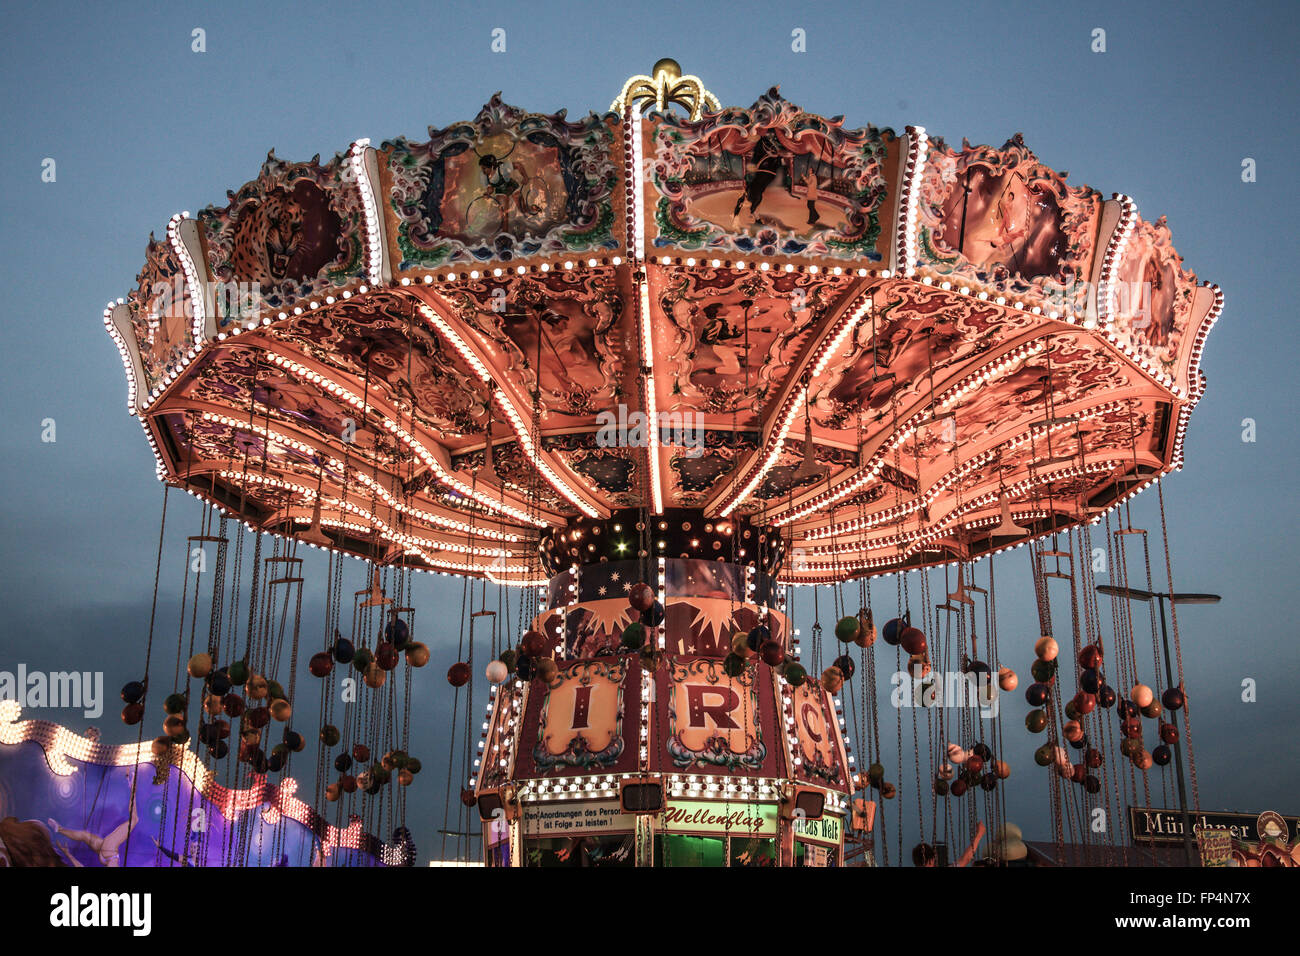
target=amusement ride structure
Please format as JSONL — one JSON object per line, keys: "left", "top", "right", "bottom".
{"left": 36, "top": 60, "right": 1224, "bottom": 866}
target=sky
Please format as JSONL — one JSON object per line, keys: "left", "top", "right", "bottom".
{"left": 0, "top": 0, "right": 1296, "bottom": 864}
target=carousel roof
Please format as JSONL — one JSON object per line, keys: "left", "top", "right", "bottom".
{"left": 104, "top": 62, "right": 1221, "bottom": 585}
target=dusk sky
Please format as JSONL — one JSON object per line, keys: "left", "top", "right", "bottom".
{"left": 0, "top": 0, "right": 1295, "bottom": 863}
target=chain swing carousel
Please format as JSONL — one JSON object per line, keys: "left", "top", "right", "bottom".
{"left": 87, "top": 60, "right": 1223, "bottom": 867}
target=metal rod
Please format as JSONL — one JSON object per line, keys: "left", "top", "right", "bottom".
{"left": 1156, "top": 595, "right": 1196, "bottom": 867}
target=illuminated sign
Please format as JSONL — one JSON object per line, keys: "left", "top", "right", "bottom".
{"left": 528, "top": 800, "right": 637, "bottom": 836}
{"left": 662, "top": 801, "right": 778, "bottom": 837}
{"left": 1128, "top": 806, "right": 1300, "bottom": 845}
{"left": 793, "top": 813, "right": 843, "bottom": 847}
{"left": 666, "top": 658, "right": 766, "bottom": 771}
{"left": 790, "top": 680, "right": 845, "bottom": 787}
{"left": 533, "top": 659, "right": 627, "bottom": 772}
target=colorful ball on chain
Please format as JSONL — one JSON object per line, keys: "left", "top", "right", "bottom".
{"left": 854, "top": 612, "right": 877, "bottom": 649}
{"left": 900, "top": 627, "right": 927, "bottom": 656}
{"left": 1162, "top": 686, "right": 1186, "bottom": 711}
{"left": 227, "top": 661, "right": 249, "bottom": 685}
{"left": 723, "top": 653, "right": 746, "bottom": 678}
{"left": 782, "top": 661, "right": 807, "bottom": 685}
{"left": 835, "top": 616, "right": 861, "bottom": 643}
{"left": 447, "top": 662, "right": 471, "bottom": 687}
{"left": 642, "top": 601, "right": 665, "bottom": 627}
{"left": 187, "top": 653, "right": 212, "bottom": 680}
{"left": 121, "top": 703, "right": 144, "bottom": 725}
{"left": 628, "top": 583, "right": 655, "bottom": 613}
{"left": 364, "top": 663, "right": 386, "bottom": 689}
{"left": 1097, "top": 685, "right": 1117, "bottom": 709}
{"left": 351, "top": 648, "right": 374, "bottom": 672}
{"left": 120, "top": 680, "right": 146, "bottom": 704}
{"left": 1025, "top": 709, "right": 1048, "bottom": 733}
{"left": 833, "top": 654, "right": 855, "bottom": 680}
{"left": 245, "top": 674, "right": 268, "bottom": 700}
{"left": 1080, "top": 668, "right": 1101, "bottom": 694}
{"left": 1130, "top": 683, "right": 1154, "bottom": 708}
{"left": 821, "top": 667, "right": 844, "bottom": 694}
{"left": 521, "top": 630, "right": 549, "bottom": 658}
{"left": 309, "top": 652, "right": 334, "bottom": 678}
{"left": 515, "top": 655, "right": 533, "bottom": 681}
{"left": 1025, "top": 683, "right": 1050, "bottom": 707}
{"left": 385, "top": 618, "right": 410, "bottom": 650}
{"left": 222, "top": 693, "right": 245, "bottom": 718}
{"left": 486, "top": 660, "right": 509, "bottom": 684}
{"left": 760, "top": 640, "right": 784, "bottom": 667}
{"left": 1034, "top": 636, "right": 1059, "bottom": 662}
{"left": 998, "top": 667, "right": 1018, "bottom": 692}
{"left": 534, "top": 658, "right": 558, "bottom": 682}
{"left": 621, "top": 622, "right": 647, "bottom": 650}
{"left": 1030, "top": 659, "right": 1056, "bottom": 684}
{"left": 333, "top": 638, "right": 355, "bottom": 664}
{"left": 208, "top": 671, "right": 232, "bottom": 696}
{"left": 375, "top": 642, "right": 399, "bottom": 671}
{"left": 1078, "top": 644, "right": 1103, "bottom": 670}
{"left": 320, "top": 725, "right": 341, "bottom": 747}
{"left": 882, "top": 618, "right": 906, "bottom": 646}
{"left": 405, "top": 643, "right": 430, "bottom": 667}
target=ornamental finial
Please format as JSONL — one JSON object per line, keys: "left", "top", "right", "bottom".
{"left": 612, "top": 58, "right": 720, "bottom": 121}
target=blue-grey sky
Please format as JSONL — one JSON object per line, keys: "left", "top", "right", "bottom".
{"left": 0, "top": 0, "right": 1296, "bottom": 863}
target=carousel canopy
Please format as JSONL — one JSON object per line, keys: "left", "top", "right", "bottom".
{"left": 104, "top": 61, "right": 1221, "bottom": 585}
